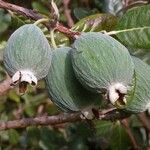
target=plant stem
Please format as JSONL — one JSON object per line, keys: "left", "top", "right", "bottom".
{"left": 50, "top": 29, "right": 57, "bottom": 49}
{"left": 0, "top": 109, "right": 130, "bottom": 130}
{"left": 0, "top": 0, "right": 80, "bottom": 38}
{"left": 121, "top": 119, "right": 138, "bottom": 149}
{"left": 138, "top": 112, "right": 150, "bottom": 132}
{"left": 34, "top": 18, "right": 49, "bottom": 25}
{"left": 63, "top": 0, "right": 74, "bottom": 27}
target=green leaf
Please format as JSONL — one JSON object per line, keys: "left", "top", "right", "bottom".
{"left": 8, "top": 90, "right": 20, "bottom": 103}
{"left": 23, "top": 92, "right": 47, "bottom": 116}
{"left": 54, "top": 32, "right": 70, "bottom": 47}
{"left": 66, "top": 123, "right": 93, "bottom": 150}
{"left": 32, "top": 2, "right": 50, "bottom": 15}
{"left": 101, "top": 0, "right": 124, "bottom": 15}
{"left": 0, "top": 43, "right": 7, "bottom": 80}
{"left": 96, "top": 121, "right": 132, "bottom": 149}
{"left": 8, "top": 129, "right": 20, "bottom": 145}
{"left": 0, "top": 130, "right": 9, "bottom": 141}
{"left": 68, "top": 138, "right": 88, "bottom": 150}
{"left": 45, "top": 31, "right": 70, "bottom": 47}
{"left": 0, "top": 65, "right": 6, "bottom": 81}
{"left": 95, "top": 120, "right": 113, "bottom": 136}
{"left": 73, "top": 8, "right": 90, "bottom": 20}
{"left": 26, "top": 127, "right": 40, "bottom": 148}
{"left": 116, "top": 5, "right": 150, "bottom": 50}
{"left": 110, "top": 122, "right": 131, "bottom": 150}
{"left": 0, "top": 9, "right": 11, "bottom": 34}
{"left": 10, "top": 14, "right": 26, "bottom": 28}
{"left": 73, "top": 7, "right": 97, "bottom": 20}
{"left": 39, "top": 127, "right": 66, "bottom": 150}
{"left": 72, "top": 13, "right": 117, "bottom": 32}
{"left": 94, "top": 0, "right": 103, "bottom": 10}
{"left": 130, "top": 115, "right": 142, "bottom": 127}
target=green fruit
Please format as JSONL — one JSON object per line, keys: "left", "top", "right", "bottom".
{"left": 71, "top": 32, "right": 134, "bottom": 104}
{"left": 124, "top": 57, "right": 150, "bottom": 113}
{"left": 45, "top": 47, "right": 101, "bottom": 113}
{"left": 4, "top": 24, "right": 51, "bottom": 92}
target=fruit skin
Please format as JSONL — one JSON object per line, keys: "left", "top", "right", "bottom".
{"left": 3, "top": 24, "right": 51, "bottom": 87}
{"left": 71, "top": 32, "right": 134, "bottom": 96}
{"left": 45, "top": 47, "right": 101, "bottom": 112}
{"left": 124, "top": 57, "right": 150, "bottom": 113}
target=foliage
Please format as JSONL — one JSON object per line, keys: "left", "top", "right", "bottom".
{"left": 116, "top": 4, "right": 150, "bottom": 49}
{"left": 0, "top": 0, "right": 150, "bottom": 149}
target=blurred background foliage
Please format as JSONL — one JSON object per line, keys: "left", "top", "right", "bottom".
{"left": 0, "top": 0, "right": 150, "bottom": 149}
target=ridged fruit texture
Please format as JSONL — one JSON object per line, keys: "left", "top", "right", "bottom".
{"left": 125, "top": 56, "right": 150, "bottom": 113}
{"left": 4, "top": 24, "right": 51, "bottom": 80}
{"left": 45, "top": 47, "right": 101, "bottom": 112}
{"left": 71, "top": 32, "right": 134, "bottom": 93}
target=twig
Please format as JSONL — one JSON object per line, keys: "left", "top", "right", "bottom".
{"left": 0, "top": 0, "right": 80, "bottom": 38}
{"left": 99, "top": 109, "right": 131, "bottom": 121}
{"left": 63, "top": 0, "right": 74, "bottom": 27}
{"left": 121, "top": 119, "right": 138, "bottom": 149}
{"left": 0, "top": 109, "right": 130, "bottom": 131}
{"left": 0, "top": 113, "right": 81, "bottom": 130}
{"left": 138, "top": 112, "right": 150, "bottom": 132}
{"left": 55, "top": 23, "right": 80, "bottom": 37}
{"left": 0, "top": 0, "right": 42, "bottom": 20}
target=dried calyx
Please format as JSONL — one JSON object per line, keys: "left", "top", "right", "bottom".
{"left": 12, "top": 70, "right": 37, "bottom": 93}
{"left": 108, "top": 83, "right": 128, "bottom": 107}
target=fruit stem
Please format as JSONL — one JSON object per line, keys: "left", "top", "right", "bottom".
{"left": 50, "top": 29, "right": 57, "bottom": 49}
{"left": 34, "top": 18, "right": 49, "bottom": 26}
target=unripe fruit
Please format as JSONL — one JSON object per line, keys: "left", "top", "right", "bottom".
{"left": 71, "top": 32, "right": 134, "bottom": 105}
{"left": 4, "top": 24, "right": 52, "bottom": 92}
{"left": 124, "top": 57, "right": 150, "bottom": 113}
{"left": 45, "top": 47, "right": 101, "bottom": 115}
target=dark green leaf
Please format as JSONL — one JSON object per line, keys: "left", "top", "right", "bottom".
{"left": 130, "top": 115, "right": 142, "bottom": 128}
{"left": 116, "top": 5, "right": 150, "bottom": 49}
{"left": 95, "top": 120, "right": 113, "bottom": 136}
{"left": 0, "top": 41, "right": 6, "bottom": 61}
{"left": 0, "top": 66, "right": 6, "bottom": 81}
{"left": 45, "top": 31, "right": 70, "bottom": 47}
{"left": 101, "top": 0, "right": 124, "bottom": 15}
{"left": 54, "top": 32, "right": 70, "bottom": 47}
{"left": 73, "top": 8, "right": 90, "bottom": 20}
{"left": 8, "top": 90, "right": 20, "bottom": 103}
{"left": 26, "top": 127, "right": 41, "bottom": 148}
{"left": 0, "top": 44, "right": 6, "bottom": 81}
{"left": 131, "top": 127, "right": 146, "bottom": 149}
{"left": 72, "top": 13, "right": 117, "bottom": 32}
{"left": 111, "top": 122, "right": 131, "bottom": 150}
{"left": 32, "top": 2, "right": 50, "bottom": 15}
{"left": 23, "top": 93, "right": 47, "bottom": 116}
{"left": 0, "top": 9, "right": 11, "bottom": 34}
{"left": 73, "top": 7, "right": 97, "bottom": 20}
{"left": 0, "top": 130, "right": 9, "bottom": 141}
{"left": 8, "top": 129, "right": 20, "bottom": 145}
{"left": 68, "top": 138, "right": 88, "bottom": 150}
{"left": 10, "top": 14, "right": 26, "bottom": 28}
{"left": 39, "top": 127, "right": 66, "bottom": 150}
